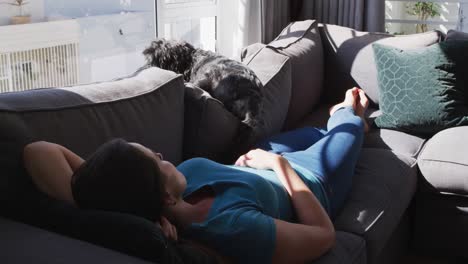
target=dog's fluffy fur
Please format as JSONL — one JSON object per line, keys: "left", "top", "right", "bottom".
{"left": 142, "top": 39, "right": 264, "bottom": 133}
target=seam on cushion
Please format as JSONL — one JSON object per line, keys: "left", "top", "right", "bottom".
{"left": 393, "top": 150, "right": 418, "bottom": 167}
{"left": 416, "top": 137, "right": 432, "bottom": 161}
{"left": 350, "top": 237, "right": 367, "bottom": 264}
{"left": 240, "top": 43, "right": 265, "bottom": 62}
{"left": 419, "top": 159, "right": 468, "bottom": 167}
{"left": 269, "top": 21, "right": 317, "bottom": 50}
{"left": 256, "top": 56, "right": 290, "bottom": 86}
{"left": 413, "top": 138, "right": 430, "bottom": 159}
{"left": 244, "top": 46, "right": 268, "bottom": 65}
{"left": 244, "top": 48, "right": 290, "bottom": 86}
{"left": 0, "top": 74, "right": 184, "bottom": 113}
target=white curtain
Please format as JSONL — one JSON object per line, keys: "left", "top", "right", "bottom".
{"left": 217, "top": 0, "right": 262, "bottom": 59}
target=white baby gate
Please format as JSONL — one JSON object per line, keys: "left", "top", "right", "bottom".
{"left": 0, "top": 20, "right": 80, "bottom": 93}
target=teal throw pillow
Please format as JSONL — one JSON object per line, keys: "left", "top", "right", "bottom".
{"left": 373, "top": 42, "right": 468, "bottom": 135}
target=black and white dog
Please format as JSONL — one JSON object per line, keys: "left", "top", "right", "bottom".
{"left": 142, "top": 39, "right": 264, "bottom": 134}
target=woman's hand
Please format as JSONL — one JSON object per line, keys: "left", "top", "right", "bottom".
{"left": 157, "top": 216, "right": 178, "bottom": 241}
{"left": 234, "top": 149, "right": 283, "bottom": 170}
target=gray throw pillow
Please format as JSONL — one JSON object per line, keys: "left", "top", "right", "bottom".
{"left": 373, "top": 42, "right": 468, "bottom": 135}
{"left": 320, "top": 24, "right": 443, "bottom": 106}
{"left": 183, "top": 83, "right": 242, "bottom": 162}
{"left": 267, "top": 20, "right": 324, "bottom": 130}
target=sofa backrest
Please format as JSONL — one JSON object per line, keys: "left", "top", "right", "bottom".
{"left": 0, "top": 67, "right": 186, "bottom": 206}
{"left": 0, "top": 67, "right": 185, "bottom": 164}
{"left": 319, "top": 24, "right": 444, "bottom": 106}
{"left": 267, "top": 20, "right": 324, "bottom": 130}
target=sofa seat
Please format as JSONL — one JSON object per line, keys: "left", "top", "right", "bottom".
{"left": 312, "top": 231, "right": 366, "bottom": 264}
{"left": 0, "top": 216, "right": 152, "bottom": 264}
{"left": 296, "top": 107, "right": 418, "bottom": 263}
{"left": 298, "top": 105, "right": 427, "bottom": 158}
{"left": 334, "top": 149, "right": 417, "bottom": 262}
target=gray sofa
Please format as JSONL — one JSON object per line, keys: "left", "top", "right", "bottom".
{"left": 0, "top": 21, "right": 467, "bottom": 264}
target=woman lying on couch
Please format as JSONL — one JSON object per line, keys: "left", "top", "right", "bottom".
{"left": 23, "top": 88, "right": 369, "bottom": 264}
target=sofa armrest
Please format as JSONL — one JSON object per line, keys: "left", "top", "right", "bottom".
{"left": 418, "top": 126, "right": 468, "bottom": 195}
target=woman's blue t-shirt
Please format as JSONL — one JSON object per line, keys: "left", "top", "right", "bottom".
{"left": 177, "top": 157, "right": 327, "bottom": 263}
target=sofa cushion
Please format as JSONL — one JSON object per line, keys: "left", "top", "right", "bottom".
{"left": 362, "top": 129, "right": 425, "bottom": 158}
{"left": 312, "top": 231, "right": 366, "bottom": 264}
{"left": 446, "top": 29, "right": 468, "bottom": 41}
{"left": 183, "top": 84, "right": 242, "bottom": 162}
{"left": 320, "top": 24, "right": 443, "bottom": 106}
{"left": 373, "top": 42, "right": 468, "bottom": 136}
{"left": 298, "top": 105, "right": 426, "bottom": 157}
{"left": 242, "top": 45, "right": 292, "bottom": 138}
{"left": 334, "top": 148, "right": 417, "bottom": 262}
{"left": 267, "top": 20, "right": 324, "bottom": 130}
{"left": 418, "top": 126, "right": 468, "bottom": 195}
{"left": 0, "top": 67, "right": 185, "bottom": 164}
{"left": 0, "top": 216, "right": 153, "bottom": 264}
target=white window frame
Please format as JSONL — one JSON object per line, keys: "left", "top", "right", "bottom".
{"left": 156, "top": 0, "right": 218, "bottom": 35}
{"left": 385, "top": 0, "right": 468, "bottom": 32}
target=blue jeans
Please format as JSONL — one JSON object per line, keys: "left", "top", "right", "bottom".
{"left": 255, "top": 107, "right": 364, "bottom": 217}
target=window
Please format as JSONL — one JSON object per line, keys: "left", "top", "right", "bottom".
{"left": 385, "top": 0, "right": 468, "bottom": 35}
{"left": 0, "top": 0, "right": 221, "bottom": 94}
{"left": 156, "top": 0, "right": 217, "bottom": 51}
{"left": 0, "top": 0, "right": 157, "bottom": 93}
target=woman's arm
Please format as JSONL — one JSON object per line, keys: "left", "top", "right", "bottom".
{"left": 23, "top": 141, "right": 84, "bottom": 205}
{"left": 271, "top": 158, "right": 334, "bottom": 263}
{"left": 236, "top": 149, "right": 335, "bottom": 263}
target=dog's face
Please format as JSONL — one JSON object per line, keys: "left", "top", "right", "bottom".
{"left": 142, "top": 39, "right": 195, "bottom": 78}
{"left": 212, "top": 75, "right": 262, "bottom": 123}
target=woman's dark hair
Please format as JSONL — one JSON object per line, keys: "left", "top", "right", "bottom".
{"left": 71, "top": 139, "right": 165, "bottom": 221}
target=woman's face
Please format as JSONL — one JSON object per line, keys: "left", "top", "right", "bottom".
{"left": 130, "top": 143, "right": 187, "bottom": 201}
